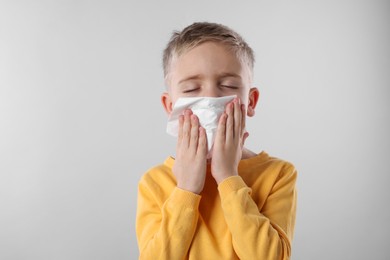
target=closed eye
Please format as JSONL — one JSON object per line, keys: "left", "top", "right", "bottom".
{"left": 221, "top": 85, "right": 238, "bottom": 89}
{"left": 183, "top": 88, "right": 199, "bottom": 93}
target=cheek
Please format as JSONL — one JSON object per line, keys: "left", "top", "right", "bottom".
{"left": 237, "top": 91, "right": 249, "bottom": 106}
{"left": 169, "top": 90, "right": 181, "bottom": 104}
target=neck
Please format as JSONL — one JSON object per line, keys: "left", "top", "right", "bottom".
{"left": 241, "top": 147, "right": 258, "bottom": 159}
{"left": 206, "top": 147, "right": 257, "bottom": 163}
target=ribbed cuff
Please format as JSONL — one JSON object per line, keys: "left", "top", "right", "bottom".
{"left": 169, "top": 187, "right": 202, "bottom": 209}
{"left": 218, "top": 176, "right": 247, "bottom": 198}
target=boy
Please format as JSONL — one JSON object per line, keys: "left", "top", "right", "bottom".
{"left": 136, "top": 22, "right": 297, "bottom": 260}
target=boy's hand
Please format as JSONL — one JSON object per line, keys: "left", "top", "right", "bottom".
{"left": 211, "top": 98, "right": 249, "bottom": 184}
{"left": 172, "top": 109, "right": 208, "bottom": 194}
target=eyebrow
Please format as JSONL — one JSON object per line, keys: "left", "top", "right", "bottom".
{"left": 177, "top": 72, "right": 242, "bottom": 85}
{"left": 218, "top": 72, "right": 242, "bottom": 79}
{"left": 177, "top": 74, "right": 203, "bottom": 85}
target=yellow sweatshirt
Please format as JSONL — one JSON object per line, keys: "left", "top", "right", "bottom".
{"left": 136, "top": 151, "right": 297, "bottom": 260}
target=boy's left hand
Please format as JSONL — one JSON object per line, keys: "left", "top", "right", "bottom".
{"left": 211, "top": 98, "right": 249, "bottom": 184}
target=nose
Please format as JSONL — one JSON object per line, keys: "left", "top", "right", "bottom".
{"left": 202, "top": 83, "right": 220, "bottom": 97}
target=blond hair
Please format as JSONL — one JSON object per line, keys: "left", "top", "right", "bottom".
{"left": 163, "top": 22, "right": 255, "bottom": 81}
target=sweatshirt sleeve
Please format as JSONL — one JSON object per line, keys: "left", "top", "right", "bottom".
{"left": 218, "top": 165, "right": 297, "bottom": 260}
{"left": 136, "top": 178, "right": 201, "bottom": 260}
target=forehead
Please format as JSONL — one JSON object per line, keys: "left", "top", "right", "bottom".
{"left": 169, "top": 42, "right": 248, "bottom": 83}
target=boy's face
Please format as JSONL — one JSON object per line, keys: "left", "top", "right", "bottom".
{"left": 162, "top": 42, "right": 259, "bottom": 117}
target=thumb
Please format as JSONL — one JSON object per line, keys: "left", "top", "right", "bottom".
{"left": 241, "top": 131, "right": 249, "bottom": 148}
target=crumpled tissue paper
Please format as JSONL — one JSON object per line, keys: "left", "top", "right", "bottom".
{"left": 166, "top": 95, "right": 236, "bottom": 158}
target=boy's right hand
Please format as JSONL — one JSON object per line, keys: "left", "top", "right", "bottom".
{"left": 172, "top": 109, "right": 208, "bottom": 194}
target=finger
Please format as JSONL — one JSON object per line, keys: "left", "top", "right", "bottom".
{"left": 226, "top": 102, "right": 234, "bottom": 141}
{"left": 182, "top": 110, "right": 192, "bottom": 148}
{"left": 234, "top": 98, "right": 241, "bottom": 140}
{"left": 197, "top": 126, "right": 208, "bottom": 156}
{"left": 241, "top": 131, "right": 249, "bottom": 148}
{"left": 241, "top": 104, "right": 246, "bottom": 137}
{"left": 177, "top": 115, "right": 184, "bottom": 146}
{"left": 190, "top": 114, "right": 199, "bottom": 152}
{"left": 216, "top": 112, "right": 227, "bottom": 144}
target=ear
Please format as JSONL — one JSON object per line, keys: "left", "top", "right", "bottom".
{"left": 247, "top": 87, "right": 259, "bottom": 117}
{"left": 161, "top": 92, "right": 173, "bottom": 115}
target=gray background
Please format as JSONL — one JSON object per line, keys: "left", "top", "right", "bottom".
{"left": 1, "top": 0, "right": 389, "bottom": 259}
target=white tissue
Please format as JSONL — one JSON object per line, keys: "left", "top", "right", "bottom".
{"left": 166, "top": 95, "right": 236, "bottom": 158}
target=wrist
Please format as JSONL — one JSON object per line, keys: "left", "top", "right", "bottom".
{"left": 177, "top": 183, "right": 203, "bottom": 194}
{"left": 214, "top": 171, "right": 238, "bottom": 185}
